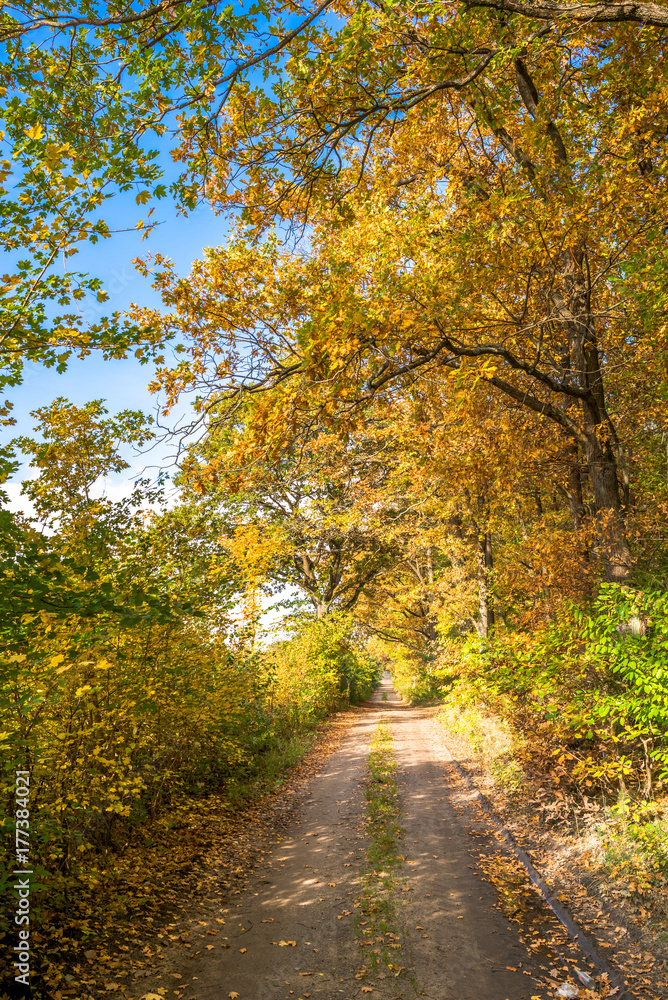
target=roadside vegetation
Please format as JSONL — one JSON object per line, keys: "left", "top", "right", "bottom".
{"left": 381, "top": 583, "right": 668, "bottom": 945}
{"left": 0, "top": 411, "right": 379, "bottom": 989}
{"left": 431, "top": 642, "right": 668, "bottom": 951}
{"left": 355, "top": 721, "right": 410, "bottom": 987}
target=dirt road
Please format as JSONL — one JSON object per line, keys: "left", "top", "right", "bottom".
{"left": 145, "top": 675, "right": 595, "bottom": 1000}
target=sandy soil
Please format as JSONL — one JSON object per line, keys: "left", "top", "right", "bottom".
{"left": 143, "top": 675, "right": 595, "bottom": 1000}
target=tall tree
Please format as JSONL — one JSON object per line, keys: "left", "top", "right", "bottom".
{"left": 179, "top": 392, "right": 402, "bottom": 618}
{"left": 155, "top": 0, "right": 668, "bottom": 583}
{"left": 148, "top": 8, "right": 668, "bottom": 580}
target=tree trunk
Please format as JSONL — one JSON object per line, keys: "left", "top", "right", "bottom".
{"left": 556, "top": 248, "right": 633, "bottom": 582}
{"left": 534, "top": 488, "right": 543, "bottom": 517}
{"left": 565, "top": 440, "right": 586, "bottom": 532}
{"left": 582, "top": 431, "right": 632, "bottom": 582}
{"left": 476, "top": 528, "right": 495, "bottom": 638}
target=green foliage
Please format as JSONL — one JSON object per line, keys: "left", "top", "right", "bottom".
{"left": 14, "top": 398, "right": 154, "bottom": 535}
{"left": 2, "top": 401, "right": 204, "bottom": 644}
{"left": 0, "top": 0, "right": 308, "bottom": 397}
{"left": 263, "top": 613, "right": 381, "bottom": 729}
{"left": 381, "top": 641, "right": 456, "bottom": 704}
{"left": 576, "top": 584, "right": 668, "bottom": 732}
{"left": 455, "top": 584, "right": 668, "bottom": 798}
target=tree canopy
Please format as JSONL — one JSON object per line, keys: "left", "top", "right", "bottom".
{"left": 2, "top": 5, "right": 668, "bottom": 989}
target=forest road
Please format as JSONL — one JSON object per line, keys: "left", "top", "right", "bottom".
{"left": 156, "top": 674, "right": 588, "bottom": 1000}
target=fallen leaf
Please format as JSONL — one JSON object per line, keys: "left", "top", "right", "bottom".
{"left": 506, "top": 966, "right": 517, "bottom": 971}
{"left": 228, "top": 993, "right": 240, "bottom": 999}
{"left": 361, "top": 989, "right": 373, "bottom": 994}
{"left": 261, "top": 918, "right": 274, "bottom": 923}
{"left": 239, "top": 948, "right": 247, "bottom": 954}
{"left": 206, "top": 945, "right": 214, "bottom": 951}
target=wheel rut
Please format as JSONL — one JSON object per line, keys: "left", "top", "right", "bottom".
{"left": 142, "top": 674, "right": 593, "bottom": 1000}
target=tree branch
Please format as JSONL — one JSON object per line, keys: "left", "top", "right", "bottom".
{"left": 466, "top": 0, "right": 668, "bottom": 27}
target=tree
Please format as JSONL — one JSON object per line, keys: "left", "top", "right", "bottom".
{"left": 178, "top": 391, "right": 402, "bottom": 618}
{"left": 467, "top": 0, "right": 668, "bottom": 27}
{"left": 0, "top": 0, "right": 343, "bottom": 428}
{"left": 15, "top": 398, "right": 152, "bottom": 545}
{"left": 4, "top": 0, "right": 666, "bottom": 402}
{"left": 148, "top": 3, "right": 668, "bottom": 583}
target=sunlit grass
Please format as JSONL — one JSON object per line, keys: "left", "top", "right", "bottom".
{"left": 355, "top": 720, "right": 413, "bottom": 987}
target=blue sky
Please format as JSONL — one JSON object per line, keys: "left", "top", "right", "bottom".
{"left": 3, "top": 0, "right": 348, "bottom": 506}
{"left": 3, "top": 183, "right": 296, "bottom": 632}
{"left": 12, "top": 193, "right": 226, "bottom": 428}
{"left": 4, "top": 180, "right": 230, "bottom": 508}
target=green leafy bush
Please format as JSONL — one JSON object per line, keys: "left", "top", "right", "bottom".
{"left": 262, "top": 613, "right": 381, "bottom": 728}
{"left": 456, "top": 584, "right": 668, "bottom": 797}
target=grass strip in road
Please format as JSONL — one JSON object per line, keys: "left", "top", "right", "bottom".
{"left": 355, "top": 719, "right": 413, "bottom": 989}
{"left": 365, "top": 721, "right": 403, "bottom": 872}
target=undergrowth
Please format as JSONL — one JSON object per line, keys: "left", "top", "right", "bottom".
{"left": 223, "top": 728, "right": 320, "bottom": 806}
{"left": 0, "top": 722, "right": 325, "bottom": 999}
{"left": 0, "top": 623, "right": 378, "bottom": 1000}
{"left": 598, "top": 797, "right": 668, "bottom": 931}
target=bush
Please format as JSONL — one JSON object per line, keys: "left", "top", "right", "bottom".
{"left": 385, "top": 642, "right": 457, "bottom": 703}
{"left": 261, "top": 613, "right": 381, "bottom": 728}
{"left": 455, "top": 584, "right": 668, "bottom": 799}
